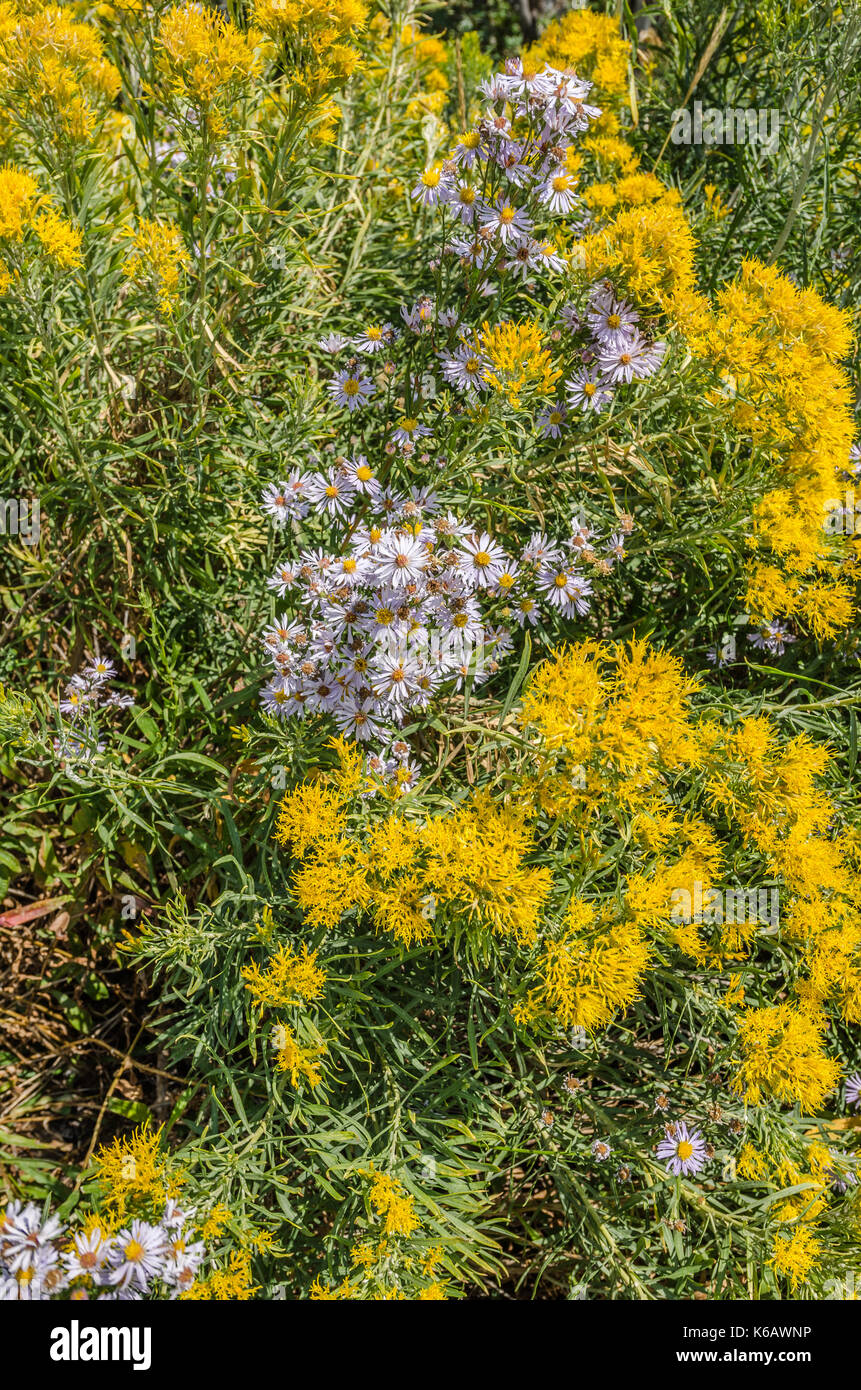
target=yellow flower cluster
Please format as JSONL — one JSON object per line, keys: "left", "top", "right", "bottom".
{"left": 0, "top": 161, "right": 82, "bottom": 287}
{"left": 706, "top": 715, "right": 861, "bottom": 1020}
{"left": 242, "top": 941, "right": 325, "bottom": 1009}
{"left": 91, "top": 1123, "right": 184, "bottom": 1221}
{"left": 707, "top": 261, "right": 856, "bottom": 638}
{"left": 516, "top": 640, "right": 861, "bottom": 1057}
{"left": 241, "top": 926, "right": 328, "bottom": 1089}
{"left": 270, "top": 1021, "right": 327, "bottom": 1087}
{"left": 727, "top": 1136, "right": 844, "bottom": 1293}
{"left": 282, "top": 789, "right": 553, "bottom": 950}
{"left": 768, "top": 1225, "right": 823, "bottom": 1291}
{"left": 578, "top": 198, "right": 698, "bottom": 310}
{"left": 732, "top": 1003, "right": 839, "bottom": 1110}
{"left": 367, "top": 1168, "right": 420, "bottom": 1238}
{"left": 524, "top": 9, "right": 629, "bottom": 106}
{"left": 582, "top": 170, "right": 681, "bottom": 218}
{"left": 0, "top": 3, "right": 120, "bottom": 144}
{"left": 277, "top": 750, "right": 552, "bottom": 949}
{"left": 513, "top": 898, "right": 650, "bottom": 1032}
{"left": 251, "top": 0, "right": 365, "bottom": 99}
{"left": 123, "top": 218, "right": 190, "bottom": 317}
{"left": 520, "top": 638, "right": 702, "bottom": 813}
{"left": 181, "top": 1250, "right": 258, "bottom": 1300}
{"left": 478, "top": 318, "right": 562, "bottom": 408}
{"left": 156, "top": 3, "right": 262, "bottom": 122}
{"left": 309, "top": 1168, "right": 448, "bottom": 1299}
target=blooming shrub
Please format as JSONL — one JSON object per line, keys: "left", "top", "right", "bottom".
{"left": 1, "top": 1126, "right": 257, "bottom": 1298}
{"left": 1, "top": 0, "right": 861, "bottom": 1305}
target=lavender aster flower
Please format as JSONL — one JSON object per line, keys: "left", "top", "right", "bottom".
{"left": 846, "top": 1072, "right": 861, "bottom": 1110}
{"left": 656, "top": 1121, "right": 708, "bottom": 1176}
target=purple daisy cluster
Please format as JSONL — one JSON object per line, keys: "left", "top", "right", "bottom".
{"left": 412, "top": 57, "right": 601, "bottom": 269}
{"left": 0, "top": 1198, "right": 204, "bottom": 1301}
{"left": 317, "top": 57, "right": 666, "bottom": 435}
{"left": 58, "top": 654, "right": 132, "bottom": 719}
{"left": 260, "top": 472, "right": 631, "bottom": 763}
{"left": 53, "top": 650, "right": 135, "bottom": 764}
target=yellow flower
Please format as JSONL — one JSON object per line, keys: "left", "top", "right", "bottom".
{"left": 0, "top": 6, "right": 120, "bottom": 143}
{"left": 32, "top": 208, "right": 82, "bottom": 268}
{"left": 520, "top": 909, "right": 651, "bottom": 1032}
{"left": 272, "top": 1021, "right": 327, "bottom": 1087}
{"left": 242, "top": 942, "right": 326, "bottom": 1009}
{"left": 737, "top": 1144, "right": 768, "bottom": 1180}
{"left": 157, "top": 4, "right": 263, "bottom": 112}
{"left": 123, "top": 219, "right": 190, "bottom": 316}
{"left": 367, "top": 1168, "right": 421, "bottom": 1238}
{"left": 0, "top": 164, "right": 81, "bottom": 273}
{"left": 477, "top": 318, "right": 561, "bottom": 408}
{"left": 91, "top": 1124, "right": 180, "bottom": 1218}
{"left": 577, "top": 200, "right": 698, "bottom": 310}
{"left": 275, "top": 779, "right": 347, "bottom": 855}
{"left": 182, "top": 1249, "right": 257, "bottom": 1299}
{"left": 733, "top": 1004, "right": 839, "bottom": 1111}
{"left": 199, "top": 1204, "right": 233, "bottom": 1240}
{"left": 0, "top": 164, "right": 38, "bottom": 240}
{"left": 251, "top": 0, "right": 366, "bottom": 94}
{"left": 769, "top": 1226, "right": 822, "bottom": 1290}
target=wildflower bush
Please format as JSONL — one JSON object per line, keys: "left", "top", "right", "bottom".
{"left": 1, "top": 0, "right": 861, "bottom": 1302}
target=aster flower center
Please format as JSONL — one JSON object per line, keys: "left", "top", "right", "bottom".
{"left": 499, "top": 206, "right": 516, "bottom": 223}
{"left": 473, "top": 551, "right": 491, "bottom": 567}
{"left": 124, "top": 1239, "right": 145, "bottom": 1262}
{"left": 677, "top": 1141, "right": 694, "bottom": 1160}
